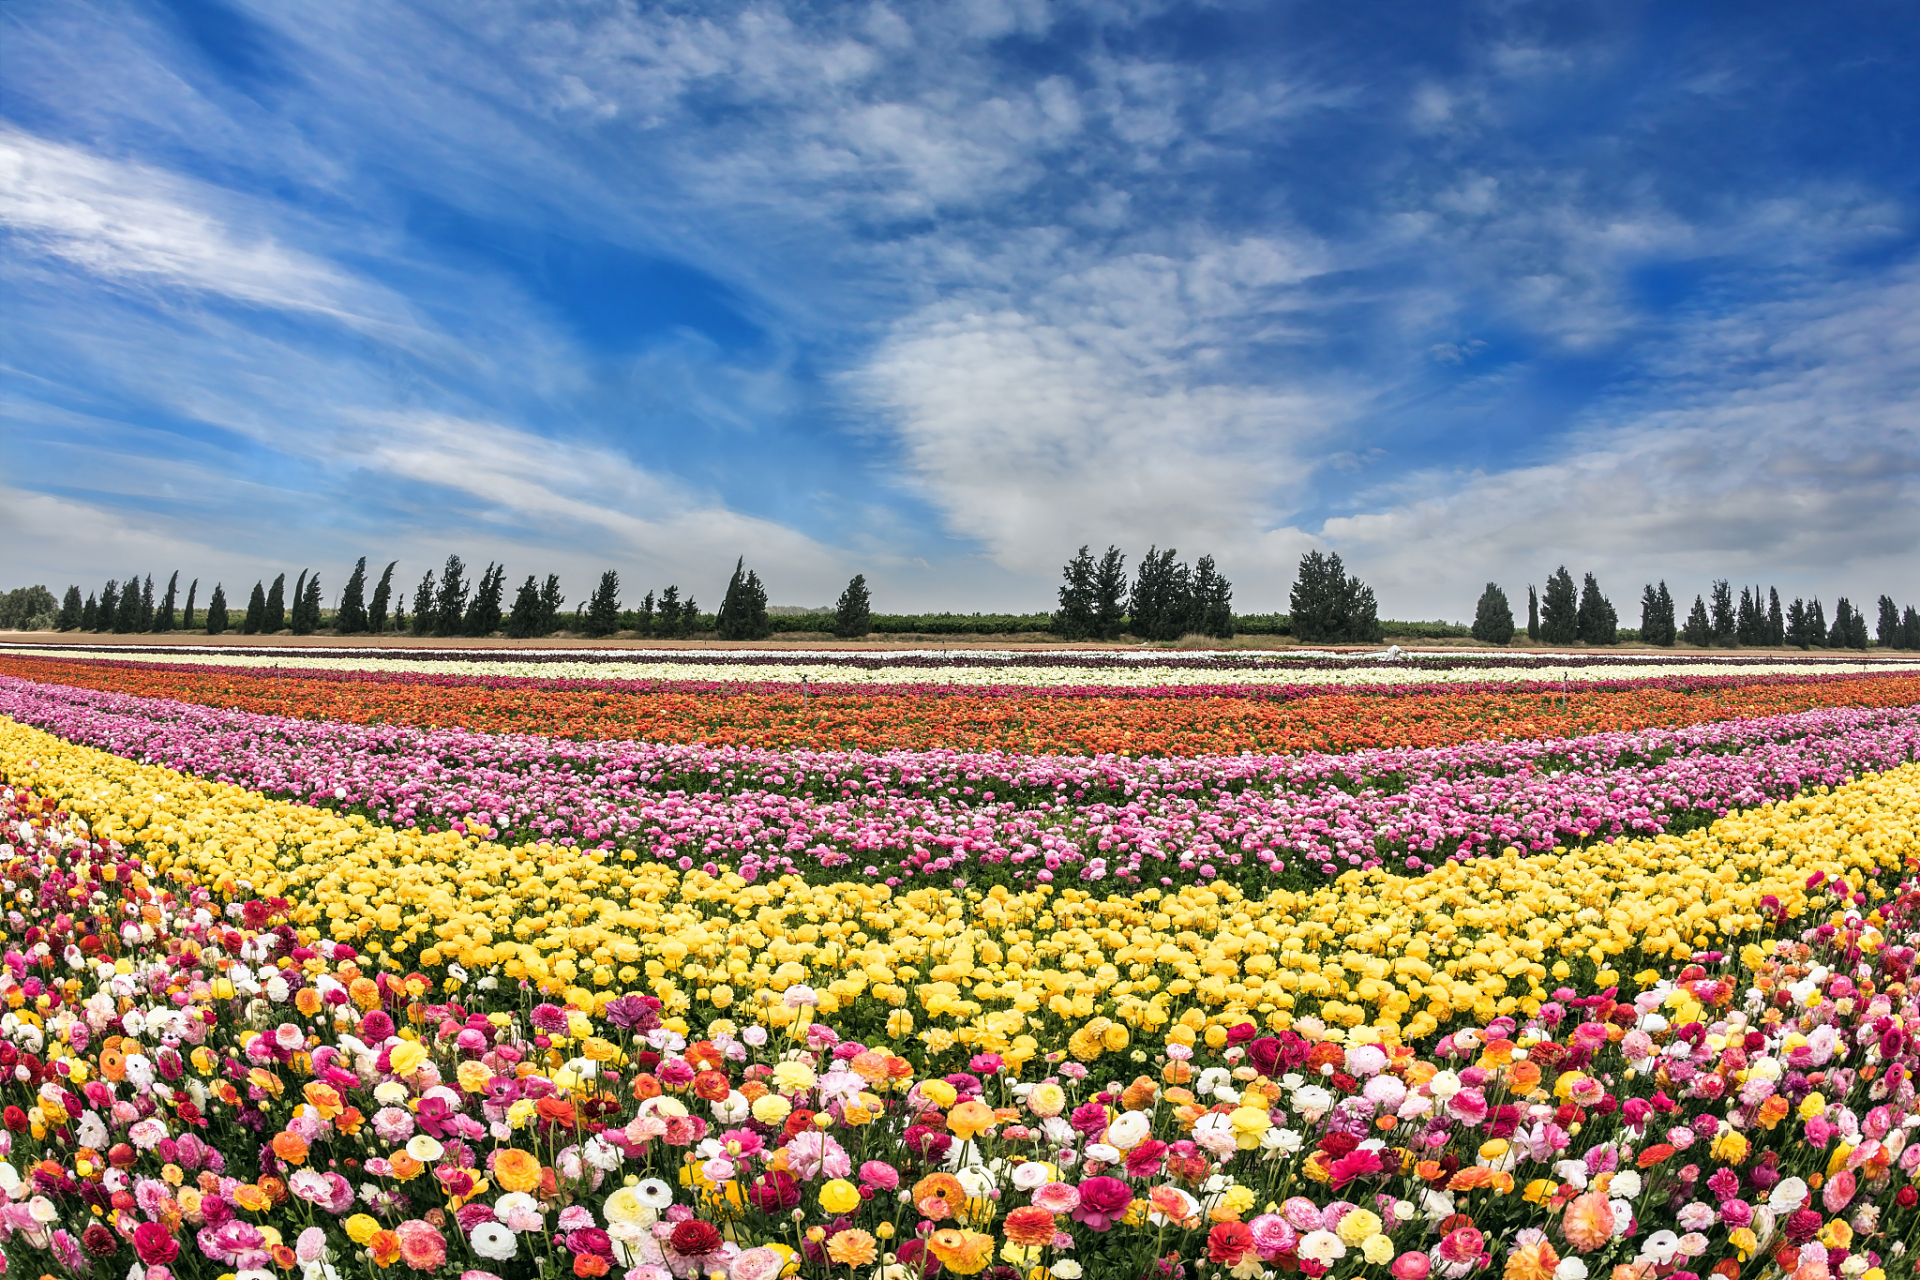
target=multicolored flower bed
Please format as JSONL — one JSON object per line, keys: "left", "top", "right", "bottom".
{"left": 5, "top": 647, "right": 1920, "bottom": 1280}
{"left": 8, "top": 654, "right": 1920, "bottom": 755}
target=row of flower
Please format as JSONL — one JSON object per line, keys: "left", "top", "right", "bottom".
{"left": 2, "top": 774, "right": 1918, "bottom": 1280}
{"left": 5, "top": 714, "right": 1919, "bottom": 1055}
{"left": 11, "top": 657, "right": 1920, "bottom": 756}
{"left": 9, "top": 675, "right": 1920, "bottom": 889}
{"left": 11, "top": 644, "right": 1915, "bottom": 694}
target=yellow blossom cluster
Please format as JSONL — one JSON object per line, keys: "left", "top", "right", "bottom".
{"left": 4, "top": 717, "right": 1915, "bottom": 1059}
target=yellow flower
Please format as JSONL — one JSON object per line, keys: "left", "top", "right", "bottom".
{"left": 345, "top": 1214, "right": 380, "bottom": 1245}
{"left": 1362, "top": 1234, "right": 1395, "bottom": 1265}
{"left": 819, "top": 1179, "right": 861, "bottom": 1215}
{"left": 1336, "top": 1209, "right": 1381, "bottom": 1246}
{"left": 751, "top": 1095, "right": 792, "bottom": 1126}
{"left": 386, "top": 1041, "right": 427, "bottom": 1075}
{"left": 1799, "top": 1092, "right": 1827, "bottom": 1121}
{"left": 919, "top": 1079, "right": 958, "bottom": 1109}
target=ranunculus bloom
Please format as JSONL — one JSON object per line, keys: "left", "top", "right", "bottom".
{"left": 1562, "top": 1192, "right": 1616, "bottom": 1253}
{"left": 396, "top": 1219, "right": 447, "bottom": 1271}
{"left": 1209, "top": 1222, "right": 1256, "bottom": 1265}
{"left": 1004, "top": 1207, "right": 1057, "bottom": 1247}
{"left": 668, "top": 1220, "right": 723, "bottom": 1257}
{"left": 133, "top": 1222, "right": 179, "bottom": 1266}
{"left": 1392, "top": 1252, "right": 1433, "bottom": 1280}
{"left": 1069, "top": 1176, "right": 1133, "bottom": 1231}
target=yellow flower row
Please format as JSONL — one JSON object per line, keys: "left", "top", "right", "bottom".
{"left": 4, "top": 716, "right": 1914, "bottom": 1057}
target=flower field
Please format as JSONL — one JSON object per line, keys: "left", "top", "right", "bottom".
{"left": 4, "top": 649, "right": 1920, "bottom": 1279}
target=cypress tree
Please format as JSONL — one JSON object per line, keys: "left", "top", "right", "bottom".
{"left": 1539, "top": 567, "right": 1579, "bottom": 644}
{"left": 1287, "top": 551, "right": 1379, "bottom": 644}
{"left": 337, "top": 558, "right": 370, "bottom": 633}
{"left": 1575, "top": 573, "right": 1617, "bottom": 645}
{"left": 243, "top": 581, "right": 266, "bottom": 634}
{"left": 206, "top": 583, "right": 229, "bottom": 635}
{"left": 1526, "top": 586, "right": 1539, "bottom": 641}
{"left": 584, "top": 570, "right": 622, "bottom": 638}
{"left": 432, "top": 556, "right": 469, "bottom": 637}
{"left": 81, "top": 592, "right": 98, "bottom": 631}
{"left": 410, "top": 571, "right": 437, "bottom": 636}
{"left": 1191, "top": 555, "right": 1234, "bottom": 639}
{"left": 636, "top": 590, "right": 655, "bottom": 637}
{"left": 1849, "top": 601, "right": 1870, "bottom": 649}
{"left": 506, "top": 575, "right": 544, "bottom": 638}
{"left": 657, "top": 586, "right": 682, "bottom": 638}
{"left": 295, "top": 573, "right": 323, "bottom": 635}
{"left": 539, "top": 575, "right": 565, "bottom": 634}
{"left": 1052, "top": 546, "right": 1097, "bottom": 641}
{"left": 58, "top": 586, "right": 83, "bottom": 631}
{"left": 1830, "top": 598, "right": 1855, "bottom": 649}
{"left": 263, "top": 574, "right": 286, "bottom": 632}
{"left": 290, "top": 571, "right": 311, "bottom": 634}
{"left": 1132, "top": 547, "right": 1195, "bottom": 641}
{"left": 1639, "top": 582, "right": 1676, "bottom": 647}
{"left": 1807, "top": 598, "right": 1828, "bottom": 647}
{"left": 466, "top": 563, "right": 505, "bottom": 636}
{"left": 367, "top": 561, "right": 398, "bottom": 634}
{"left": 96, "top": 580, "right": 119, "bottom": 632}
{"left": 1656, "top": 582, "right": 1677, "bottom": 646}
{"left": 1470, "top": 583, "right": 1515, "bottom": 645}
{"left": 1786, "top": 598, "right": 1808, "bottom": 648}
{"left": 1092, "top": 547, "right": 1129, "bottom": 641}
{"left": 138, "top": 575, "right": 154, "bottom": 631}
{"left": 1682, "top": 595, "right": 1711, "bottom": 646}
{"left": 833, "top": 574, "right": 872, "bottom": 640}
{"left": 1905, "top": 606, "right": 1920, "bottom": 651}
{"left": 183, "top": 579, "right": 198, "bottom": 631}
{"left": 1709, "top": 580, "right": 1735, "bottom": 646}
{"left": 715, "top": 558, "right": 770, "bottom": 641}
{"left": 154, "top": 572, "right": 179, "bottom": 631}
{"left": 1736, "top": 586, "right": 1760, "bottom": 645}
{"left": 1877, "top": 595, "right": 1902, "bottom": 648}
{"left": 115, "top": 574, "right": 143, "bottom": 633}
{"left": 1767, "top": 587, "right": 1784, "bottom": 646}
{"left": 683, "top": 596, "right": 699, "bottom": 633}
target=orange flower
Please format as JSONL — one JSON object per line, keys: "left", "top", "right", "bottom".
{"left": 573, "top": 1255, "right": 611, "bottom": 1278}
{"left": 368, "top": 1229, "right": 402, "bottom": 1268}
{"left": 692, "top": 1071, "right": 732, "bottom": 1102}
{"left": 826, "top": 1229, "right": 879, "bottom": 1267}
{"left": 911, "top": 1173, "right": 968, "bottom": 1209}
{"left": 387, "top": 1151, "right": 423, "bottom": 1182}
{"left": 303, "top": 1082, "right": 343, "bottom": 1119}
{"left": 231, "top": 1184, "right": 270, "bottom": 1212}
{"left": 927, "top": 1229, "right": 995, "bottom": 1276}
{"left": 1003, "top": 1207, "right": 1057, "bottom": 1246}
{"left": 1505, "top": 1241, "right": 1561, "bottom": 1280}
{"left": 100, "top": 1048, "right": 126, "bottom": 1083}
{"left": 536, "top": 1098, "right": 578, "bottom": 1127}
{"left": 1757, "top": 1096, "right": 1791, "bottom": 1130}
{"left": 946, "top": 1100, "right": 997, "bottom": 1140}
{"left": 271, "top": 1132, "right": 309, "bottom": 1167}
{"left": 1561, "top": 1192, "right": 1615, "bottom": 1253}
{"left": 492, "top": 1149, "right": 543, "bottom": 1194}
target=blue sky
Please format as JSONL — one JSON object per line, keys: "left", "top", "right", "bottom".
{"left": 4, "top": 0, "right": 1919, "bottom": 619}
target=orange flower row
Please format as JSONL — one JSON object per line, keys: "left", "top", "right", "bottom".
{"left": 7, "top": 654, "right": 1920, "bottom": 754}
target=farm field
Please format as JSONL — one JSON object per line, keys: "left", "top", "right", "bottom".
{"left": 3, "top": 642, "right": 1919, "bottom": 1279}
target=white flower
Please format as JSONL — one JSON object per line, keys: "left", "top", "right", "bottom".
{"left": 1291, "top": 1085, "right": 1333, "bottom": 1120}
{"left": 1262, "top": 1128, "right": 1301, "bottom": 1153}
{"left": 1639, "top": 1231, "right": 1681, "bottom": 1266}
{"left": 1609, "top": 1171, "right": 1642, "bottom": 1199}
{"left": 373, "top": 1081, "right": 409, "bottom": 1105}
{"left": 1553, "top": 1260, "right": 1589, "bottom": 1280}
{"left": 405, "top": 1136, "right": 443, "bottom": 1163}
{"left": 1011, "top": 1162, "right": 1051, "bottom": 1191}
{"left": 783, "top": 985, "right": 818, "bottom": 1008}
{"left": 1298, "top": 1230, "right": 1346, "bottom": 1264}
{"left": 1082, "top": 1143, "right": 1121, "bottom": 1165}
{"left": 1768, "top": 1177, "right": 1809, "bottom": 1214}
{"left": 1104, "top": 1111, "right": 1152, "bottom": 1150}
{"left": 712, "top": 1091, "right": 750, "bottom": 1123}
{"left": 1050, "top": 1263, "right": 1082, "bottom": 1280}
{"left": 1426, "top": 1070, "right": 1462, "bottom": 1101}
{"left": 635, "top": 1178, "right": 674, "bottom": 1209}
{"left": 471, "top": 1222, "right": 517, "bottom": 1261}
{"left": 583, "top": 1137, "right": 622, "bottom": 1171}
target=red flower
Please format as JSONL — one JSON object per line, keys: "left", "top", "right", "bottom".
{"left": 82, "top": 1224, "right": 118, "bottom": 1256}
{"left": 669, "top": 1220, "right": 723, "bottom": 1257}
{"left": 1636, "top": 1143, "right": 1676, "bottom": 1169}
{"left": 133, "top": 1223, "right": 179, "bottom": 1266}
{"left": 1898, "top": 1187, "right": 1919, "bottom": 1209}
{"left": 1209, "top": 1222, "right": 1255, "bottom": 1265}
{"left": 2, "top": 1107, "right": 24, "bottom": 1133}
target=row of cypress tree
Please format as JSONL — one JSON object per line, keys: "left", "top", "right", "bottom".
{"left": 1054, "top": 545, "right": 1237, "bottom": 640}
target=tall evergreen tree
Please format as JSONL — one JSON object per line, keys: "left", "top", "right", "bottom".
{"left": 1471, "top": 583, "right": 1515, "bottom": 645}
{"left": 290, "top": 571, "right": 311, "bottom": 634}
{"left": 154, "top": 572, "right": 179, "bottom": 632}
{"left": 1905, "top": 606, "right": 1920, "bottom": 651}
{"left": 683, "top": 596, "right": 699, "bottom": 632}
{"left": 1526, "top": 586, "right": 1539, "bottom": 641}
{"left": 539, "top": 575, "right": 564, "bottom": 634}
{"left": 1091, "top": 547, "right": 1129, "bottom": 641}
{"left": 1129, "top": 547, "right": 1194, "bottom": 641}
{"left": 135, "top": 575, "right": 153, "bottom": 631}
{"left": 1767, "top": 587, "right": 1784, "bottom": 646}
{"left": 506, "top": 575, "right": 545, "bottom": 638}
{"left": 258, "top": 574, "right": 282, "bottom": 632}
{"left": 431, "top": 556, "right": 470, "bottom": 637}
{"left": 114, "top": 573, "right": 143, "bottom": 633}
{"left": 833, "top": 574, "right": 872, "bottom": 640}
{"left": 96, "top": 580, "right": 119, "bottom": 632}
{"left": 1538, "top": 567, "right": 1579, "bottom": 644}
{"left": 410, "top": 571, "right": 437, "bottom": 636}
{"left": 584, "top": 571, "right": 622, "bottom": 638}
{"left": 337, "top": 558, "right": 370, "bottom": 634}
{"left": 1807, "top": 598, "right": 1828, "bottom": 647}
{"left": 1877, "top": 595, "right": 1903, "bottom": 648}
{"left": 1575, "top": 573, "right": 1617, "bottom": 645}
{"left": 1682, "top": 595, "right": 1712, "bottom": 646}
{"left": 206, "top": 584, "right": 229, "bottom": 635}
{"left": 1191, "top": 555, "right": 1234, "bottom": 639}
{"left": 635, "top": 590, "right": 655, "bottom": 637}
{"left": 1639, "top": 582, "right": 1677, "bottom": 647}
{"left": 1288, "top": 551, "right": 1381, "bottom": 644}
{"left": 183, "top": 579, "right": 198, "bottom": 631}
{"left": 716, "top": 559, "right": 771, "bottom": 640}
{"left": 58, "top": 585, "right": 83, "bottom": 631}
{"left": 1786, "top": 598, "right": 1809, "bottom": 648}
{"left": 367, "top": 561, "right": 398, "bottom": 634}
{"left": 1053, "top": 546, "right": 1097, "bottom": 641}
{"left": 1736, "top": 586, "right": 1760, "bottom": 645}
{"left": 295, "top": 573, "right": 323, "bottom": 635}
{"left": 1830, "top": 598, "right": 1857, "bottom": 650}
{"left": 81, "top": 592, "right": 99, "bottom": 632}
{"left": 657, "top": 585, "right": 682, "bottom": 638}
{"left": 1656, "top": 582, "right": 1677, "bottom": 646}
{"left": 466, "top": 562, "right": 505, "bottom": 636}
{"left": 1709, "top": 580, "right": 1736, "bottom": 646}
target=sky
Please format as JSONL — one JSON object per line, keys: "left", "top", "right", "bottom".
{"left": 3, "top": 0, "right": 1919, "bottom": 621}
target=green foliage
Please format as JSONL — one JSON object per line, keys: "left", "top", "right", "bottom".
{"left": 80, "top": 592, "right": 98, "bottom": 632}
{"left": 1526, "top": 586, "right": 1539, "bottom": 641}
{"left": 1682, "top": 594, "right": 1712, "bottom": 647}
{"left": 1709, "top": 580, "right": 1735, "bottom": 646}
{"left": 1830, "top": 597, "right": 1869, "bottom": 650}
{"left": 95, "top": 580, "right": 119, "bottom": 633}
{"left": 1091, "top": 547, "right": 1128, "bottom": 641}
{"left": 1637, "top": 582, "right": 1676, "bottom": 647}
{"left": 432, "top": 556, "right": 470, "bottom": 638}
{"left": 290, "top": 571, "right": 313, "bottom": 635}
{"left": 506, "top": 575, "right": 545, "bottom": 639}
{"left": 466, "top": 562, "right": 505, "bottom": 637}
{"left": 0, "top": 585, "right": 58, "bottom": 631}
{"left": 1053, "top": 546, "right": 1097, "bottom": 641}
{"left": 153, "top": 572, "right": 179, "bottom": 632}
{"left": 716, "top": 558, "right": 772, "bottom": 640}
{"left": 293, "top": 571, "right": 323, "bottom": 636}
{"left": 584, "top": 570, "right": 622, "bottom": 638}
{"left": 58, "top": 585, "right": 83, "bottom": 631}
{"left": 1469, "top": 583, "right": 1515, "bottom": 645}
{"left": 539, "top": 575, "right": 565, "bottom": 635}
{"left": 1766, "top": 588, "right": 1783, "bottom": 646}
{"left": 833, "top": 574, "right": 872, "bottom": 639}
{"left": 1878, "top": 595, "right": 1903, "bottom": 648}
{"left": 263, "top": 574, "right": 286, "bottom": 633}
{"left": 1190, "top": 556, "right": 1233, "bottom": 639}
{"left": 1905, "top": 606, "right": 1920, "bottom": 651}
{"left": 114, "top": 573, "right": 145, "bottom": 633}
{"left": 409, "top": 571, "right": 437, "bottom": 636}
{"left": 206, "top": 584, "right": 229, "bottom": 635}
{"left": 337, "top": 558, "right": 370, "bottom": 634}
{"left": 1736, "top": 586, "right": 1761, "bottom": 645}
{"left": 1576, "top": 573, "right": 1616, "bottom": 645}
{"left": 1538, "top": 567, "right": 1578, "bottom": 644}
{"left": 183, "top": 580, "right": 198, "bottom": 632}
{"left": 1288, "top": 551, "right": 1381, "bottom": 644}
{"left": 368, "top": 561, "right": 398, "bottom": 634}
{"left": 656, "top": 585, "right": 684, "bottom": 638}
{"left": 1130, "top": 547, "right": 1194, "bottom": 641}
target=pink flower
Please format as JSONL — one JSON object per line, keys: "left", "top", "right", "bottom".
{"left": 1822, "top": 1169, "right": 1856, "bottom": 1214}
{"left": 1032, "top": 1182, "right": 1081, "bottom": 1214}
{"left": 1391, "top": 1252, "right": 1433, "bottom": 1280}
{"left": 1069, "top": 1177, "right": 1133, "bottom": 1231}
